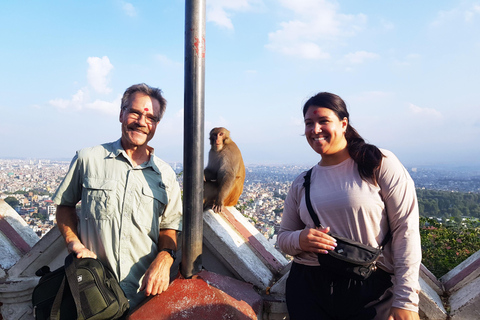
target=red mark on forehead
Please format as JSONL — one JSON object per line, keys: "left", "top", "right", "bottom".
{"left": 144, "top": 108, "right": 149, "bottom": 112}
{"left": 313, "top": 110, "right": 318, "bottom": 114}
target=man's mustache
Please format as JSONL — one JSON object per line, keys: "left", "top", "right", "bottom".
{"left": 128, "top": 124, "right": 148, "bottom": 134}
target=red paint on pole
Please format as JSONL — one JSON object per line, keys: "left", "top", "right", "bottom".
{"left": 193, "top": 36, "right": 206, "bottom": 58}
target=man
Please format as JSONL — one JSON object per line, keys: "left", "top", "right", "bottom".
{"left": 53, "top": 83, "right": 183, "bottom": 309}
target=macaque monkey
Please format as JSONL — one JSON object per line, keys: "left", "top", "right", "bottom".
{"left": 204, "top": 127, "right": 245, "bottom": 213}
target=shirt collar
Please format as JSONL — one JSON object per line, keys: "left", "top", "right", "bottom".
{"left": 109, "top": 139, "right": 124, "bottom": 158}
{"left": 108, "top": 139, "right": 161, "bottom": 174}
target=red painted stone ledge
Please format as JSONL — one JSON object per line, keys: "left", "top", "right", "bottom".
{"left": 128, "top": 271, "right": 261, "bottom": 320}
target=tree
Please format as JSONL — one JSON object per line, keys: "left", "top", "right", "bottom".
{"left": 420, "top": 217, "right": 480, "bottom": 278}
{"left": 4, "top": 196, "right": 19, "bottom": 208}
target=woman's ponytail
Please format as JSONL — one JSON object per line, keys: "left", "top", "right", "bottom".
{"left": 345, "top": 125, "right": 384, "bottom": 184}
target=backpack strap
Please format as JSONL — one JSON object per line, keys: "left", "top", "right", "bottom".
{"left": 50, "top": 253, "right": 85, "bottom": 320}
{"left": 50, "top": 277, "right": 67, "bottom": 320}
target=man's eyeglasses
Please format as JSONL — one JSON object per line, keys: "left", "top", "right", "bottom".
{"left": 127, "top": 110, "right": 159, "bottom": 125}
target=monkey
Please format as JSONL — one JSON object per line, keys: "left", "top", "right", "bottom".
{"left": 204, "top": 127, "right": 245, "bottom": 213}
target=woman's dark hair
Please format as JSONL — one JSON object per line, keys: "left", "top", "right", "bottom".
{"left": 303, "top": 92, "right": 384, "bottom": 183}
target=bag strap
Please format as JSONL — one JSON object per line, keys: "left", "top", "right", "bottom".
{"left": 50, "top": 253, "right": 84, "bottom": 320}
{"left": 50, "top": 277, "right": 67, "bottom": 320}
{"left": 303, "top": 167, "right": 391, "bottom": 248}
{"left": 303, "top": 168, "right": 323, "bottom": 229}
{"left": 65, "top": 253, "right": 84, "bottom": 315}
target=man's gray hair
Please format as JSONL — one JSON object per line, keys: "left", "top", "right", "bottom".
{"left": 120, "top": 83, "right": 167, "bottom": 121}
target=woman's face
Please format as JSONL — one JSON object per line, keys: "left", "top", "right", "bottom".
{"left": 304, "top": 106, "right": 348, "bottom": 157}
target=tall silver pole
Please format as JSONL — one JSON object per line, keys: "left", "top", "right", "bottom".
{"left": 181, "top": 0, "right": 205, "bottom": 278}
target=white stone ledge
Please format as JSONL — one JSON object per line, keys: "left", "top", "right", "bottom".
{"left": 418, "top": 277, "right": 448, "bottom": 320}
{"left": 203, "top": 208, "right": 285, "bottom": 289}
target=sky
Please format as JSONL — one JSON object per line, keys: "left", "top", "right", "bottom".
{"left": 1, "top": 0, "right": 480, "bottom": 168}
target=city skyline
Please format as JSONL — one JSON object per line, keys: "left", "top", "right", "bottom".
{"left": 1, "top": 1, "right": 479, "bottom": 167}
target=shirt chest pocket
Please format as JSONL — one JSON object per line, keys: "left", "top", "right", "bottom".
{"left": 82, "top": 177, "right": 117, "bottom": 220}
{"left": 134, "top": 185, "right": 168, "bottom": 231}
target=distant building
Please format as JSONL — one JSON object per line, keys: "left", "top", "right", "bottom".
{"left": 47, "top": 205, "right": 56, "bottom": 221}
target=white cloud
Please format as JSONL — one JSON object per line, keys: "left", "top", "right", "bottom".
{"left": 49, "top": 58, "right": 118, "bottom": 115}
{"left": 278, "top": 41, "right": 330, "bottom": 60}
{"left": 353, "top": 91, "right": 394, "bottom": 102}
{"left": 155, "top": 54, "right": 182, "bottom": 68}
{"left": 343, "top": 51, "right": 379, "bottom": 64}
{"left": 380, "top": 18, "right": 394, "bottom": 31}
{"left": 408, "top": 103, "right": 443, "bottom": 119}
{"left": 431, "top": 9, "right": 456, "bottom": 27}
{"left": 122, "top": 2, "right": 137, "bottom": 17}
{"left": 431, "top": 3, "right": 480, "bottom": 26}
{"left": 205, "top": 116, "right": 230, "bottom": 131}
{"left": 86, "top": 95, "right": 122, "bottom": 115}
{"left": 290, "top": 117, "right": 303, "bottom": 128}
{"left": 175, "top": 108, "right": 184, "bottom": 118}
{"left": 393, "top": 53, "right": 421, "bottom": 67}
{"left": 266, "top": 0, "right": 367, "bottom": 59}
{"left": 49, "top": 98, "right": 70, "bottom": 109}
{"left": 87, "top": 56, "right": 114, "bottom": 94}
{"left": 465, "top": 4, "right": 480, "bottom": 22}
{"left": 207, "top": 0, "right": 261, "bottom": 29}
{"left": 49, "top": 89, "right": 87, "bottom": 110}
{"left": 208, "top": 6, "right": 235, "bottom": 29}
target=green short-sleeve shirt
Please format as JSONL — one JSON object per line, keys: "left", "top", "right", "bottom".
{"left": 52, "top": 139, "right": 183, "bottom": 308}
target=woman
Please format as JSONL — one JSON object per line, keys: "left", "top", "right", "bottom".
{"left": 278, "top": 92, "right": 421, "bottom": 320}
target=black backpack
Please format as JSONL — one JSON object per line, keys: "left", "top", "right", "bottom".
{"left": 32, "top": 253, "right": 129, "bottom": 320}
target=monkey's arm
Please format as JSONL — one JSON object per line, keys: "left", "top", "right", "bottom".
{"left": 213, "top": 168, "right": 236, "bottom": 212}
{"left": 204, "top": 149, "right": 219, "bottom": 181}
{"left": 204, "top": 167, "right": 216, "bottom": 181}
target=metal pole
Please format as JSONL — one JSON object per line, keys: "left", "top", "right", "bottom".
{"left": 181, "top": 0, "right": 205, "bottom": 278}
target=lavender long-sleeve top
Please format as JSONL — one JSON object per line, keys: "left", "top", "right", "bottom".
{"left": 278, "top": 149, "right": 421, "bottom": 312}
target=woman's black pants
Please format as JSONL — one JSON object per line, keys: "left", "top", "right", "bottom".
{"left": 286, "top": 262, "right": 393, "bottom": 320}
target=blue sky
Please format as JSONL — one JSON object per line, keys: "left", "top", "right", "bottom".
{"left": 1, "top": 0, "right": 479, "bottom": 167}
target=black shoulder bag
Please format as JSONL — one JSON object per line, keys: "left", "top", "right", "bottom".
{"left": 303, "top": 168, "right": 391, "bottom": 281}
{"left": 32, "top": 253, "right": 130, "bottom": 320}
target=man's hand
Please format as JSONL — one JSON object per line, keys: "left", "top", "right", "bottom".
{"left": 388, "top": 307, "right": 420, "bottom": 320}
{"left": 139, "top": 250, "right": 174, "bottom": 296}
{"left": 67, "top": 240, "right": 97, "bottom": 259}
{"left": 57, "top": 205, "right": 96, "bottom": 259}
{"left": 299, "top": 227, "right": 337, "bottom": 254}
{"left": 139, "top": 229, "right": 178, "bottom": 296}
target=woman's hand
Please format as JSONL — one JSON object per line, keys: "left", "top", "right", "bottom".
{"left": 299, "top": 227, "right": 337, "bottom": 254}
{"left": 388, "top": 307, "right": 420, "bottom": 320}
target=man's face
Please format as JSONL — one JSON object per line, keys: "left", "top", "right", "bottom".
{"left": 119, "top": 92, "right": 161, "bottom": 151}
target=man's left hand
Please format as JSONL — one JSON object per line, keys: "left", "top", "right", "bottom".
{"left": 139, "top": 250, "right": 174, "bottom": 296}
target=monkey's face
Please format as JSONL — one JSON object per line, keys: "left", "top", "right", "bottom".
{"left": 120, "top": 92, "right": 161, "bottom": 151}
{"left": 209, "top": 128, "right": 229, "bottom": 152}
